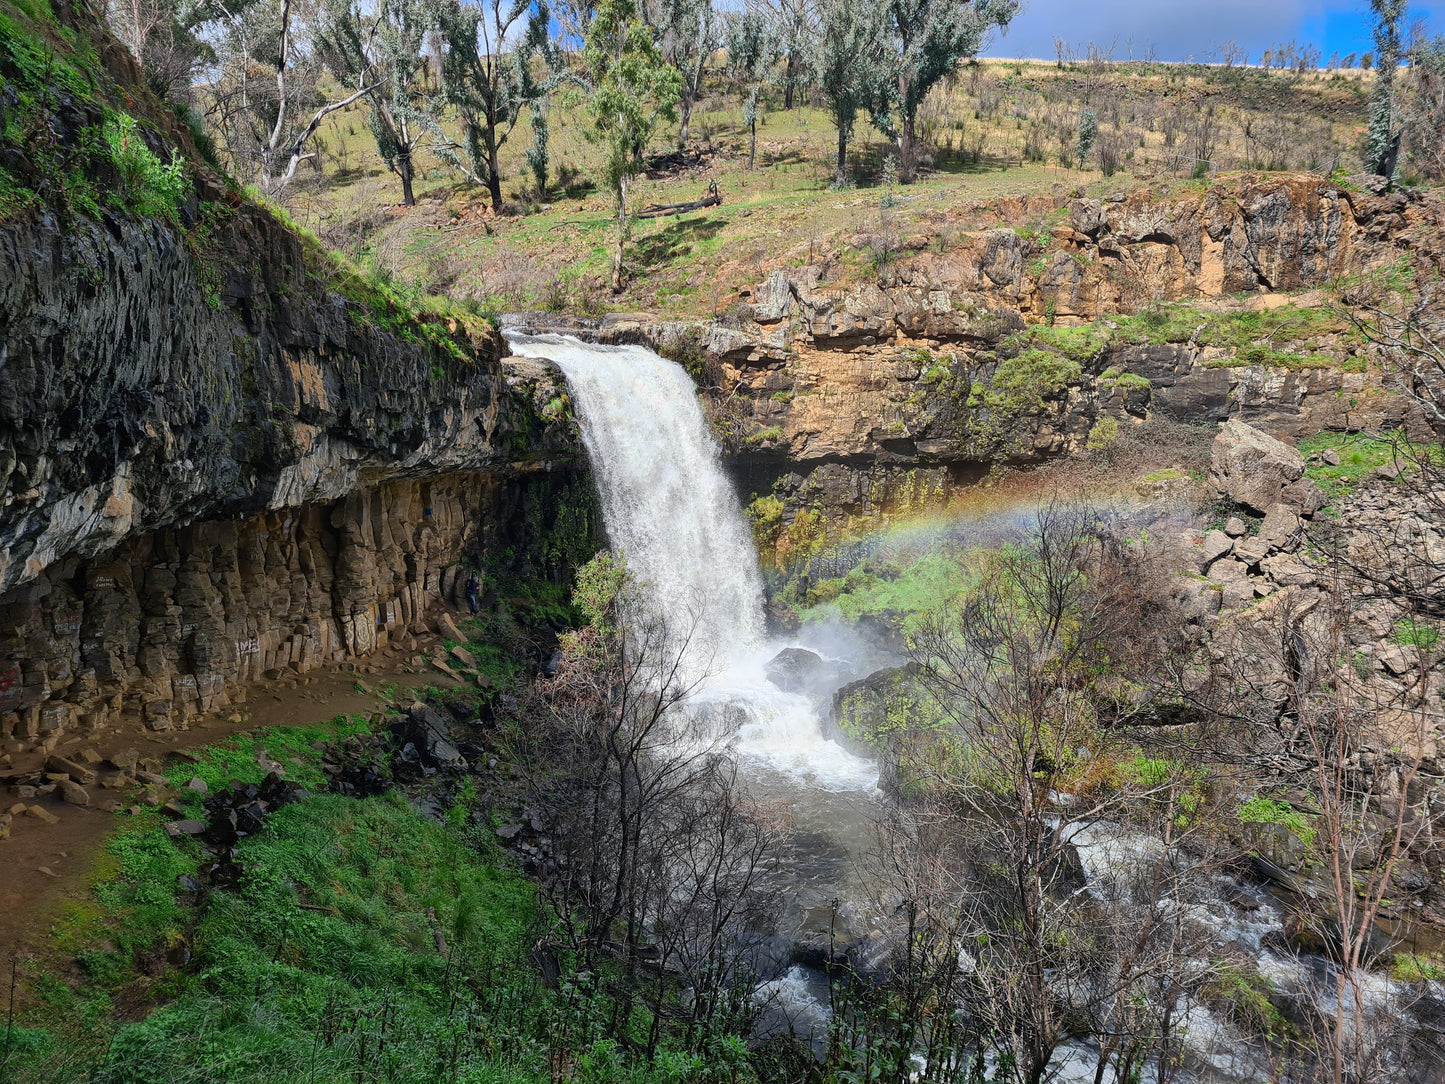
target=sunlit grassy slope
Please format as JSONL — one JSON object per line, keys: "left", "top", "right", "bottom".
{"left": 259, "top": 56, "right": 1384, "bottom": 316}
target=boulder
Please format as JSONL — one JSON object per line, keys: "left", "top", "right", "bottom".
{"left": 396, "top": 703, "right": 467, "bottom": 771}
{"left": 59, "top": 779, "right": 90, "bottom": 806}
{"left": 1224, "top": 516, "right": 1247, "bottom": 537}
{"left": 437, "top": 612, "right": 465, "bottom": 643}
{"left": 828, "top": 665, "right": 951, "bottom": 794}
{"left": 764, "top": 647, "right": 849, "bottom": 699}
{"left": 1260, "top": 554, "right": 1318, "bottom": 587}
{"left": 1197, "top": 529, "right": 1234, "bottom": 570}
{"left": 1256, "top": 504, "right": 1301, "bottom": 550}
{"left": 46, "top": 756, "right": 96, "bottom": 786}
{"left": 1206, "top": 558, "right": 1255, "bottom": 609}
{"left": 1176, "top": 577, "right": 1223, "bottom": 621}
{"left": 1231, "top": 536, "right": 1271, "bottom": 568}
{"left": 752, "top": 270, "right": 794, "bottom": 323}
{"left": 1377, "top": 645, "right": 1415, "bottom": 677}
{"left": 1208, "top": 419, "right": 1324, "bottom": 516}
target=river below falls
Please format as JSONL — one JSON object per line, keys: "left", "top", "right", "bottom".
{"left": 502, "top": 329, "right": 1444, "bottom": 1082}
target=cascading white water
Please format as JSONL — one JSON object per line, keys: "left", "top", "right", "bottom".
{"left": 506, "top": 333, "right": 764, "bottom": 665}
{"left": 505, "top": 332, "right": 875, "bottom": 791}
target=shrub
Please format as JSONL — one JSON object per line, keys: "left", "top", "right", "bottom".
{"left": 104, "top": 112, "right": 190, "bottom": 221}
{"left": 1087, "top": 415, "right": 1119, "bottom": 451}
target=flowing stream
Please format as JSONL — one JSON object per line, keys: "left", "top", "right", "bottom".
{"left": 501, "top": 332, "right": 1440, "bottom": 1081}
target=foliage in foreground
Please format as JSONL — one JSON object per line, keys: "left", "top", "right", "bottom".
{"left": 4, "top": 784, "right": 766, "bottom": 1084}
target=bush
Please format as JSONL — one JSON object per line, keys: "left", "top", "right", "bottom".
{"left": 1087, "top": 415, "right": 1119, "bottom": 451}
{"left": 104, "top": 112, "right": 190, "bottom": 221}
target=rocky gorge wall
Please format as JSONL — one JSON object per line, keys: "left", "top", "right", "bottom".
{"left": 525, "top": 176, "right": 1443, "bottom": 561}
{"left": 0, "top": 193, "right": 592, "bottom": 755}
{"left": 0, "top": 471, "right": 596, "bottom": 751}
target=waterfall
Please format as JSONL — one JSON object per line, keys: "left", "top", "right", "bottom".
{"left": 505, "top": 332, "right": 875, "bottom": 791}
{"left": 505, "top": 333, "right": 765, "bottom": 666}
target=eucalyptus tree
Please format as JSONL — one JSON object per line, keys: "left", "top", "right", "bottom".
{"left": 433, "top": 0, "right": 561, "bottom": 211}
{"left": 643, "top": 0, "right": 717, "bottom": 146}
{"left": 750, "top": 0, "right": 816, "bottom": 109}
{"left": 1367, "top": 0, "right": 1407, "bottom": 177}
{"left": 192, "top": 0, "right": 377, "bottom": 196}
{"left": 1404, "top": 34, "right": 1445, "bottom": 179}
{"left": 575, "top": 0, "right": 683, "bottom": 288}
{"left": 724, "top": 10, "right": 782, "bottom": 169}
{"left": 321, "top": 0, "right": 436, "bottom": 206}
{"left": 811, "top": 0, "right": 883, "bottom": 188}
{"left": 869, "top": 0, "right": 1017, "bottom": 183}
{"left": 105, "top": 0, "right": 214, "bottom": 100}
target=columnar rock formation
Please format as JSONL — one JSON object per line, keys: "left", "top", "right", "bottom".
{"left": 0, "top": 472, "right": 595, "bottom": 749}
{"left": 0, "top": 179, "right": 591, "bottom": 753}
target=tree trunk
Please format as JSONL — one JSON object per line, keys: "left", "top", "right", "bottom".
{"left": 678, "top": 92, "right": 693, "bottom": 147}
{"left": 749, "top": 117, "right": 756, "bottom": 171}
{"left": 898, "top": 110, "right": 918, "bottom": 183}
{"left": 835, "top": 127, "right": 848, "bottom": 188}
{"left": 399, "top": 150, "right": 415, "bottom": 206}
{"left": 612, "top": 176, "right": 627, "bottom": 292}
{"left": 487, "top": 136, "right": 503, "bottom": 213}
{"left": 784, "top": 53, "right": 796, "bottom": 110}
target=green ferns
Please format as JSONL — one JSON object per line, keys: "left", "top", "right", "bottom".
{"left": 103, "top": 112, "right": 191, "bottom": 221}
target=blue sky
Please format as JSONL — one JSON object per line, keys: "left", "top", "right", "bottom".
{"left": 983, "top": 1, "right": 1443, "bottom": 63}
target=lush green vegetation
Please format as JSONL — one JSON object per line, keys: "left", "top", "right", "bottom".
{"left": 3, "top": 705, "right": 766, "bottom": 1084}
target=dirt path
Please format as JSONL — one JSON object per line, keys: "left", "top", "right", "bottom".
{"left": 0, "top": 640, "right": 469, "bottom": 971}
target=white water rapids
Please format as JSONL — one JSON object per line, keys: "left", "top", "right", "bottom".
{"left": 504, "top": 332, "right": 876, "bottom": 791}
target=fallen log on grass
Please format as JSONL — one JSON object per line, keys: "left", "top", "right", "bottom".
{"left": 636, "top": 181, "right": 721, "bottom": 219}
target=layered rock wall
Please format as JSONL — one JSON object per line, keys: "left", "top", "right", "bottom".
{"left": 1, "top": 190, "right": 590, "bottom": 753}
{"left": 528, "top": 177, "right": 1439, "bottom": 556}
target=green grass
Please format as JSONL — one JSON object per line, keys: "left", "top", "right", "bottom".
{"left": 1394, "top": 618, "right": 1441, "bottom": 652}
{"left": 12, "top": 793, "right": 546, "bottom": 1084}
{"left": 7, "top": 706, "right": 759, "bottom": 1084}
{"left": 166, "top": 714, "right": 376, "bottom": 795}
{"left": 1238, "top": 794, "right": 1316, "bottom": 848}
{"left": 1296, "top": 430, "right": 1402, "bottom": 500}
{"left": 796, "top": 549, "right": 984, "bottom": 634}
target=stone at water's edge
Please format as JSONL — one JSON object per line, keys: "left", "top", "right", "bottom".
{"left": 763, "top": 648, "right": 828, "bottom": 694}
{"left": 827, "top": 664, "right": 952, "bottom": 795}
{"left": 763, "top": 647, "right": 855, "bottom": 704}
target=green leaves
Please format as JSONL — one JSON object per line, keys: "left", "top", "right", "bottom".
{"left": 579, "top": 0, "right": 682, "bottom": 216}
{"left": 104, "top": 112, "right": 191, "bottom": 221}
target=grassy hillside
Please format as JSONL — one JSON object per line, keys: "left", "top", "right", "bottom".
{"left": 258, "top": 55, "right": 1385, "bottom": 316}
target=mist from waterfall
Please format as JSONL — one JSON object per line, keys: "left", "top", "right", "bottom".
{"left": 505, "top": 332, "right": 875, "bottom": 791}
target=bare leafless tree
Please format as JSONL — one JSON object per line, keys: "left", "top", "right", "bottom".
{"left": 883, "top": 503, "right": 1209, "bottom": 1084}
{"left": 516, "top": 553, "right": 788, "bottom": 1061}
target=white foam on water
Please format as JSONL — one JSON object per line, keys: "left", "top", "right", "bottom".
{"left": 505, "top": 333, "right": 877, "bottom": 793}
{"left": 753, "top": 966, "right": 831, "bottom": 1037}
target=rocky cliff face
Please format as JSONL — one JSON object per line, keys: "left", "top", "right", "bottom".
{"left": 0, "top": 202, "right": 591, "bottom": 753}
{"left": 543, "top": 176, "right": 1439, "bottom": 560}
